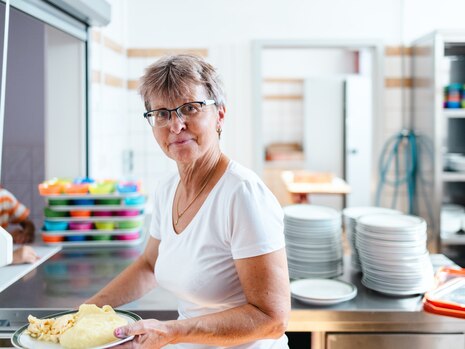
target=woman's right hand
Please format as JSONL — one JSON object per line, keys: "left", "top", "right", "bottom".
{"left": 114, "top": 319, "right": 174, "bottom": 349}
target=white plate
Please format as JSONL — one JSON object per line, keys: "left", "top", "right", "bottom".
{"left": 11, "top": 309, "right": 141, "bottom": 349}
{"left": 284, "top": 205, "right": 340, "bottom": 221}
{"left": 291, "top": 278, "right": 357, "bottom": 304}
{"left": 292, "top": 292, "right": 355, "bottom": 305}
{"left": 342, "top": 207, "right": 401, "bottom": 220}
{"left": 357, "top": 213, "right": 426, "bottom": 231}
{"left": 361, "top": 276, "right": 433, "bottom": 296}
{"left": 289, "top": 270, "right": 343, "bottom": 279}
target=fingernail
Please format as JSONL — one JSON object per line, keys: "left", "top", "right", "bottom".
{"left": 114, "top": 328, "right": 124, "bottom": 338}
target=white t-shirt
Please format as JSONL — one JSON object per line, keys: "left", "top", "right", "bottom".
{"left": 150, "top": 160, "right": 288, "bottom": 349}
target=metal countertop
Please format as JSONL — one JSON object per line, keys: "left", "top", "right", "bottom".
{"left": 0, "top": 248, "right": 462, "bottom": 332}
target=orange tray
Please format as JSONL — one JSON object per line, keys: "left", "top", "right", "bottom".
{"left": 424, "top": 300, "right": 465, "bottom": 319}
{"left": 423, "top": 266, "right": 465, "bottom": 318}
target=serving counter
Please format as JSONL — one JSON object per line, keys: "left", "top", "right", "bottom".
{"left": 0, "top": 247, "right": 464, "bottom": 349}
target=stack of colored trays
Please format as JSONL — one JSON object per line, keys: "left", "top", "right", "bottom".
{"left": 39, "top": 177, "right": 146, "bottom": 247}
{"left": 444, "top": 83, "right": 463, "bottom": 108}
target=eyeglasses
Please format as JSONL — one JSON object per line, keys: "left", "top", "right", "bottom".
{"left": 143, "top": 99, "right": 216, "bottom": 128}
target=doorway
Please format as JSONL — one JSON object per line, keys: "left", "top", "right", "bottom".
{"left": 252, "top": 40, "right": 383, "bottom": 209}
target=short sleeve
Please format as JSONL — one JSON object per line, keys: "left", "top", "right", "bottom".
{"left": 228, "top": 180, "right": 285, "bottom": 259}
{"left": 2, "top": 190, "right": 29, "bottom": 223}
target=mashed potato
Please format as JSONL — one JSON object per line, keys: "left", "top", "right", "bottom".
{"left": 26, "top": 304, "right": 128, "bottom": 349}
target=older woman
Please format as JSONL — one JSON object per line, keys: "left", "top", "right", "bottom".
{"left": 87, "top": 54, "right": 290, "bottom": 348}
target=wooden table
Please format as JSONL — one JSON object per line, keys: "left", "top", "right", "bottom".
{"left": 281, "top": 170, "right": 351, "bottom": 204}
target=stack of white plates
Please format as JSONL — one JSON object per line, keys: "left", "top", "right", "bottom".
{"left": 342, "top": 207, "right": 401, "bottom": 271}
{"left": 447, "top": 153, "right": 465, "bottom": 172}
{"left": 356, "top": 213, "right": 434, "bottom": 296}
{"left": 290, "top": 278, "right": 357, "bottom": 305}
{"left": 441, "top": 204, "right": 465, "bottom": 236}
{"left": 283, "top": 205, "right": 343, "bottom": 279}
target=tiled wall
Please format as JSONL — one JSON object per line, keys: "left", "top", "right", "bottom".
{"left": 377, "top": 47, "right": 412, "bottom": 213}
{"left": 90, "top": 29, "right": 128, "bottom": 180}
{"left": 262, "top": 80, "right": 303, "bottom": 146}
{"left": 90, "top": 26, "right": 205, "bottom": 204}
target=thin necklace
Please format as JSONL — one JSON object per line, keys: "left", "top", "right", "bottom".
{"left": 175, "top": 155, "right": 221, "bottom": 226}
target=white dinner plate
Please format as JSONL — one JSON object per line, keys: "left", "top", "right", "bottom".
{"left": 283, "top": 205, "right": 340, "bottom": 222}
{"left": 292, "top": 292, "right": 355, "bottom": 305}
{"left": 11, "top": 309, "right": 141, "bottom": 349}
{"left": 357, "top": 213, "right": 426, "bottom": 231}
{"left": 290, "top": 278, "right": 357, "bottom": 305}
{"left": 342, "top": 207, "right": 401, "bottom": 220}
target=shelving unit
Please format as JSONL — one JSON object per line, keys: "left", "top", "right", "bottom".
{"left": 411, "top": 30, "right": 465, "bottom": 252}
{"left": 40, "top": 193, "right": 146, "bottom": 248}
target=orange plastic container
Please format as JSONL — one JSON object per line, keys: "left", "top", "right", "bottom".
{"left": 70, "top": 210, "right": 91, "bottom": 218}
{"left": 64, "top": 183, "right": 89, "bottom": 195}
{"left": 38, "top": 183, "right": 63, "bottom": 195}
{"left": 42, "top": 234, "right": 64, "bottom": 243}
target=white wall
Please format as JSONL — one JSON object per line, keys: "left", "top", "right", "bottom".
{"left": 89, "top": 0, "right": 129, "bottom": 180}
{"left": 125, "top": 0, "right": 404, "bottom": 45}
{"left": 402, "top": 0, "right": 465, "bottom": 43}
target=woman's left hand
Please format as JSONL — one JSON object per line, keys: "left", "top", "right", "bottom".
{"left": 115, "top": 319, "right": 173, "bottom": 349}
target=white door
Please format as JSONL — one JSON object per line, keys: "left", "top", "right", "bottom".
{"left": 345, "top": 75, "right": 372, "bottom": 207}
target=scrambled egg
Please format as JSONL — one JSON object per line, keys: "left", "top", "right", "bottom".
{"left": 25, "top": 313, "right": 75, "bottom": 343}
{"left": 25, "top": 304, "right": 128, "bottom": 349}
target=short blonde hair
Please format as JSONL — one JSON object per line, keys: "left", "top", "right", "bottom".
{"left": 139, "top": 54, "right": 226, "bottom": 111}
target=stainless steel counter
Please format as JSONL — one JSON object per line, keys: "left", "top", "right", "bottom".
{"left": 0, "top": 248, "right": 464, "bottom": 349}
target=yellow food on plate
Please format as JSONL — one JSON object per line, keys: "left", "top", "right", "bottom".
{"left": 25, "top": 313, "right": 75, "bottom": 343}
{"left": 60, "top": 304, "right": 128, "bottom": 349}
{"left": 25, "top": 304, "right": 128, "bottom": 349}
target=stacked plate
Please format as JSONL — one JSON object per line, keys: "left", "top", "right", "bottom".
{"left": 342, "top": 207, "right": 401, "bottom": 271}
{"left": 447, "top": 153, "right": 465, "bottom": 172}
{"left": 283, "top": 205, "right": 343, "bottom": 279}
{"left": 441, "top": 204, "right": 465, "bottom": 236}
{"left": 290, "top": 278, "right": 357, "bottom": 305}
{"left": 356, "top": 213, "right": 434, "bottom": 296}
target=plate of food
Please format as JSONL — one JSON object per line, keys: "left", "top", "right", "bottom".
{"left": 11, "top": 304, "right": 141, "bottom": 349}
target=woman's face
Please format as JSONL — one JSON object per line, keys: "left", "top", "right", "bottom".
{"left": 148, "top": 85, "right": 225, "bottom": 164}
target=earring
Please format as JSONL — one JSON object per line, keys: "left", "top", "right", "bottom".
{"left": 216, "top": 127, "right": 222, "bottom": 139}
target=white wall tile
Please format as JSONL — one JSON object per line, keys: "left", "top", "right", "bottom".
{"left": 127, "top": 57, "right": 147, "bottom": 80}
{"left": 384, "top": 56, "right": 403, "bottom": 77}
{"left": 384, "top": 88, "right": 403, "bottom": 111}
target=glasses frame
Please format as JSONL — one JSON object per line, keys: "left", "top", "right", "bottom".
{"left": 143, "top": 99, "right": 216, "bottom": 127}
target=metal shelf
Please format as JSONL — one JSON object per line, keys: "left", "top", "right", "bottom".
{"left": 47, "top": 204, "right": 145, "bottom": 211}
{"left": 41, "top": 228, "right": 141, "bottom": 236}
{"left": 42, "top": 237, "right": 144, "bottom": 248}
{"left": 42, "top": 193, "right": 144, "bottom": 199}
{"left": 443, "top": 109, "right": 465, "bottom": 118}
{"left": 442, "top": 171, "right": 465, "bottom": 182}
{"left": 44, "top": 215, "right": 144, "bottom": 222}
